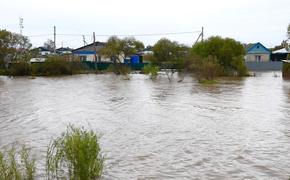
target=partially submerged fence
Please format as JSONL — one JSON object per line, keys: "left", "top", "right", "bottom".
{"left": 81, "top": 61, "right": 147, "bottom": 71}
{"left": 245, "top": 61, "right": 282, "bottom": 71}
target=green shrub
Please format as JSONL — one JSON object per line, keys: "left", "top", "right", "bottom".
{"left": 31, "top": 59, "right": 87, "bottom": 76}
{"left": 46, "top": 125, "right": 103, "bottom": 180}
{"left": 192, "top": 36, "right": 248, "bottom": 76}
{"left": 0, "top": 145, "right": 36, "bottom": 180}
{"left": 9, "top": 62, "right": 31, "bottom": 76}
{"left": 107, "top": 64, "right": 131, "bottom": 75}
{"left": 39, "top": 57, "right": 72, "bottom": 76}
{"left": 189, "top": 55, "right": 222, "bottom": 81}
{"left": 143, "top": 64, "right": 159, "bottom": 79}
{"left": 230, "top": 56, "right": 248, "bottom": 76}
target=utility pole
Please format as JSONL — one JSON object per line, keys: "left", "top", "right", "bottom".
{"left": 82, "top": 35, "right": 87, "bottom": 46}
{"left": 93, "top": 32, "right": 97, "bottom": 62}
{"left": 53, "top": 26, "right": 56, "bottom": 54}
{"left": 19, "top": 17, "right": 24, "bottom": 35}
{"left": 201, "top": 26, "right": 204, "bottom": 42}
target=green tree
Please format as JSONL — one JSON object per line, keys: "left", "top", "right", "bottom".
{"left": 152, "top": 38, "right": 188, "bottom": 66}
{"left": 152, "top": 38, "right": 189, "bottom": 81}
{"left": 100, "top": 36, "right": 144, "bottom": 63}
{"left": 192, "top": 36, "right": 247, "bottom": 76}
{"left": 0, "top": 29, "right": 32, "bottom": 62}
{"left": 121, "top": 37, "right": 144, "bottom": 59}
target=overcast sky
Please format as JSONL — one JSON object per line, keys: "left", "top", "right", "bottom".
{"left": 0, "top": 0, "right": 289, "bottom": 49}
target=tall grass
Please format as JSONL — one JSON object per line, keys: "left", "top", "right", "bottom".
{"left": 46, "top": 125, "right": 103, "bottom": 180}
{"left": 0, "top": 145, "right": 36, "bottom": 180}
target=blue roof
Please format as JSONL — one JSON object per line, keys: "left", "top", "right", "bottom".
{"left": 247, "top": 42, "right": 270, "bottom": 54}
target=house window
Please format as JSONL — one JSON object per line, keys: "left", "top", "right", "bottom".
{"left": 255, "top": 55, "right": 261, "bottom": 62}
{"left": 80, "top": 56, "right": 87, "bottom": 61}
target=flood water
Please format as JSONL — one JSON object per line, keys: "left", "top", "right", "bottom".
{"left": 0, "top": 72, "right": 290, "bottom": 179}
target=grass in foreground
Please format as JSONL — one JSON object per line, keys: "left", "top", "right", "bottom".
{"left": 0, "top": 145, "right": 36, "bottom": 180}
{"left": 46, "top": 125, "right": 103, "bottom": 180}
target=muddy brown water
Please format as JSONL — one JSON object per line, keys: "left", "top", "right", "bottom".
{"left": 0, "top": 72, "right": 290, "bottom": 179}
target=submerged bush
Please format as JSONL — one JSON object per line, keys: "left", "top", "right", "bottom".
{"left": 189, "top": 55, "right": 222, "bottom": 81}
{"left": 31, "top": 57, "right": 88, "bottom": 76}
{"left": 107, "top": 64, "right": 131, "bottom": 76}
{"left": 0, "top": 145, "right": 36, "bottom": 180}
{"left": 9, "top": 62, "right": 31, "bottom": 76}
{"left": 46, "top": 125, "right": 103, "bottom": 180}
{"left": 143, "top": 64, "right": 159, "bottom": 79}
{"left": 31, "top": 56, "right": 72, "bottom": 76}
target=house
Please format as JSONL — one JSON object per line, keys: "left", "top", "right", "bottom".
{"left": 38, "top": 47, "right": 52, "bottom": 56}
{"left": 271, "top": 48, "right": 290, "bottom": 61}
{"left": 245, "top": 42, "right": 271, "bottom": 62}
{"left": 56, "top": 47, "right": 73, "bottom": 55}
{"left": 72, "top": 42, "right": 110, "bottom": 62}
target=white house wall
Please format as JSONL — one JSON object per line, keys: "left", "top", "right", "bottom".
{"left": 245, "top": 54, "right": 270, "bottom": 62}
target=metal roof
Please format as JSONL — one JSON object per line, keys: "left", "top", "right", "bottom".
{"left": 272, "top": 48, "right": 290, "bottom": 54}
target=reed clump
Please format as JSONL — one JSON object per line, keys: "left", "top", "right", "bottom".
{"left": 46, "top": 125, "right": 103, "bottom": 180}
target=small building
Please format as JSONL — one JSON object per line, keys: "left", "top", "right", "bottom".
{"left": 56, "top": 47, "right": 73, "bottom": 55}
{"left": 72, "top": 42, "right": 110, "bottom": 62}
{"left": 271, "top": 48, "right": 290, "bottom": 61}
{"left": 245, "top": 42, "right": 271, "bottom": 62}
{"left": 38, "top": 47, "right": 52, "bottom": 56}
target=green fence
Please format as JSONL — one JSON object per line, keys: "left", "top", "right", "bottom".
{"left": 81, "top": 62, "right": 148, "bottom": 71}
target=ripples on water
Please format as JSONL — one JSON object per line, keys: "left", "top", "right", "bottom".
{"left": 0, "top": 72, "right": 290, "bottom": 179}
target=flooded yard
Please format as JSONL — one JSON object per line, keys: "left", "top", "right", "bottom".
{"left": 0, "top": 72, "right": 290, "bottom": 179}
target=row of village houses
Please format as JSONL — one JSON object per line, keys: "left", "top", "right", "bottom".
{"left": 32, "top": 42, "right": 290, "bottom": 63}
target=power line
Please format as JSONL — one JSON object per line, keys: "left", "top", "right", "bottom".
{"left": 27, "top": 34, "right": 53, "bottom": 37}
{"left": 27, "top": 30, "right": 201, "bottom": 38}
{"left": 56, "top": 31, "right": 201, "bottom": 37}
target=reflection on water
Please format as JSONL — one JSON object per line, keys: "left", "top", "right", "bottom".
{"left": 0, "top": 72, "right": 290, "bottom": 179}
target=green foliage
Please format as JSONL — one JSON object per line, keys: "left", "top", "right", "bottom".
{"left": 143, "top": 64, "right": 159, "bottom": 79}
{"left": 230, "top": 56, "right": 248, "bottom": 76}
{"left": 188, "top": 55, "right": 222, "bottom": 81}
{"left": 283, "top": 61, "right": 290, "bottom": 79}
{"left": 0, "top": 59, "right": 5, "bottom": 69}
{"left": 152, "top": 38, "right": 188, "bottom": 67}
{"left": 31, "top": 56, "right": 85, "bottom": 76}
{"left": 0, "top": 145, "right": 36, "bottom": 180}
{"left": 121, "top": 37, "right": 144, "bottom": 58}
{"left": 107, "top": 64, "right": 131, "bottom": 75}
{"left": 198, "top": 79, "right": 218, "bottom": 84}
{"left": 0, "top": 29, "right": 32, "bottom": 62}
{"left": 46, "top": 125, "right": 103, "bottom": 180}
{"left": 100, "top": 36, "right": 144, "bottom": 64}
{"left": 9, "top": 62, "right": 31, "bottom": 76}
{"left": 192, "top": 36, "right": 247, "bottom": 76}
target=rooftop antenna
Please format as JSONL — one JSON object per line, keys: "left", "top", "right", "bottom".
{"left": 19, "top": 17, "right": 24, "bottom": 35}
